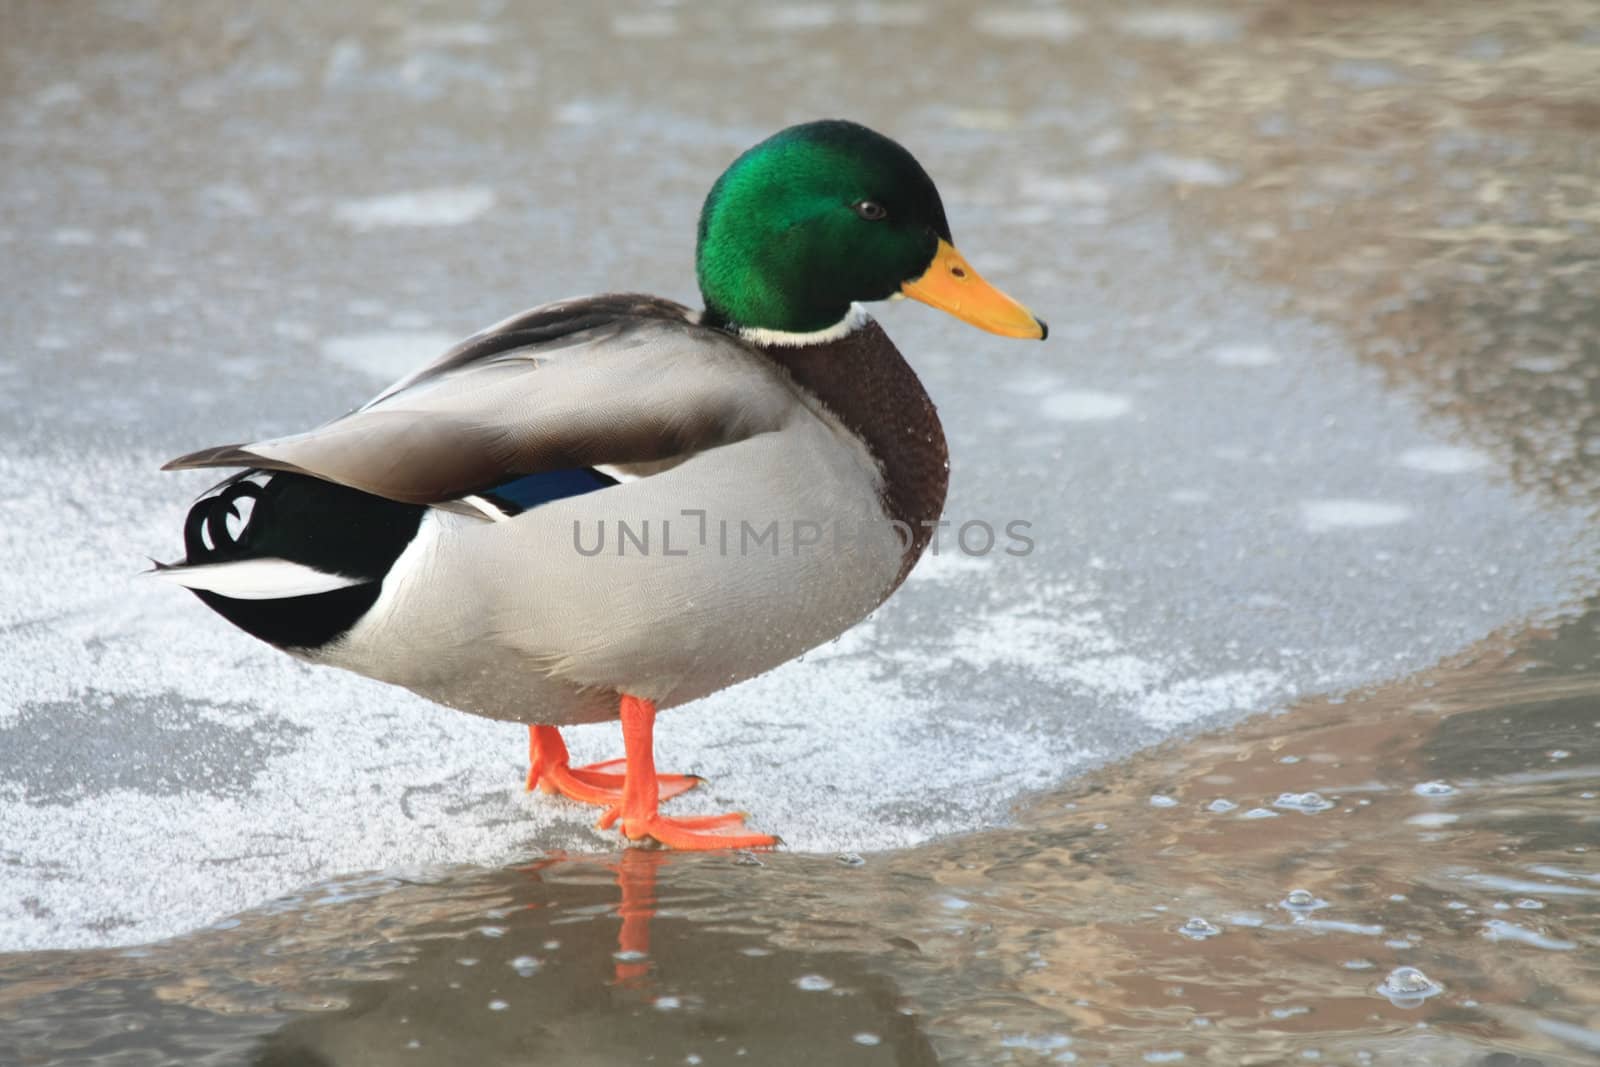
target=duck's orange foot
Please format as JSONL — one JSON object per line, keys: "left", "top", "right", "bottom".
{"left": 598, "top": 695, "right": 781, "bottom": 852}
{"left": 525, "top": 726, "right": 700, "bottom": 808}
{"left": 599, "top": 807, "right": 781, "bottom": 851}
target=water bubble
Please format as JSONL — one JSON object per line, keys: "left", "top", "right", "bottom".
{"left": 478, "top": 925, "right": 507, "bottom": 938}
{"left": 1178, "top": 917, "right": 1222, "bottom": 940}
{"left": 1150, "top": 794, "right": 1180, "bottom": 808}
{"left": 733, "top": 851, "right": 764, "bottom": 867}
{"left": 852, "top": 1033, "right": 882, "bottom": 1046}
{"left": 1206, "top": 798, "right": 1238, "bottom": 813}
{"left": 613, "top": 949, "right": 648, "bottom": 963}
{"left": 488, "top": 999, "right": 508, "bottom": 1011}
{"left": 1412, "top": 780, "right": 1455, "bottom": 797}
{"left": 795, "top": 974, "right": 835, "bottom": 992}
{"left": 836, "top": 852, "right": 866, "bottom": 867}
{"left": 1515, "top": 898, "right": 1545, "bottom": 910}
{"left": 1376, "top": 966, "right": 1443, "bottom": 1007}
{"left": 1282, "top": 889, "right": 1329, "bottom": 914}
{"left": 510, "top": 955, "right": 541, "bottom": 977}
{"left": 1240, "top": 807, "right": 1279, "bottom": 819}
{"left": 654, "top": 995, "right": 682, "bottom": 1011}
{"left": 1274, "top": 792, "right": 1335, "bottom": 814}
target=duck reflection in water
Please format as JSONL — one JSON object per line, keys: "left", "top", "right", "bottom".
{"left": 251, "top": 851, "right": 936, "bottom": 1066}
{"left": 612, "top": 849, "right": 659, "bottom": 988}
{"left": 517, "top": 848, "right": 663, "bottom": 990}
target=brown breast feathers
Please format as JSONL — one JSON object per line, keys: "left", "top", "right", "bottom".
{"left": 755, "top": 319, "right": 950, "bottom": 588}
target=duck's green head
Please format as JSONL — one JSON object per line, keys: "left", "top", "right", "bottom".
{"left": 697, "top": 119, "right": 1046, "bottom": 342}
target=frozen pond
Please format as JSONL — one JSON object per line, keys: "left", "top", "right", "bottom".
{"left": 2, "top": 1, "right": 1598, "bottom": 1064}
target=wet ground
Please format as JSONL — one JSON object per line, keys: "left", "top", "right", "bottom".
{"left": 3, "top": 1, "right": 1599, "bottom": 1064}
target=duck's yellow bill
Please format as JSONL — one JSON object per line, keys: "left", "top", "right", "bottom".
{"left": 902, "top": 239, "right": 1047, "bottom": 340}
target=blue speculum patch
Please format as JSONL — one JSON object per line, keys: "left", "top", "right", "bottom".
{"left": 483, "top": 468, "right": 618, "bottom": 514}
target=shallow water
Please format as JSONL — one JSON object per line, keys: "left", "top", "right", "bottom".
{"left": 3, "top": 1, "right": 1600, "bottom": 1064}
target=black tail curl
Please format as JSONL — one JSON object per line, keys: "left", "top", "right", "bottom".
{"left": 184, "top": 480, "right": 270, "bottom": 564}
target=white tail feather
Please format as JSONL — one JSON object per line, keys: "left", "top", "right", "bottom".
{"left": 155, "top": 558, "right": 367, "bottom": 600}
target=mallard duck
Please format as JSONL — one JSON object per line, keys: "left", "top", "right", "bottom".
{"left": 158, "top": 119, "right": 1045, "bottom": 850}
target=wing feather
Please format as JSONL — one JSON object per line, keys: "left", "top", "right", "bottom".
{"left": 164, "top": 295, "right": 794, "bottom": 504}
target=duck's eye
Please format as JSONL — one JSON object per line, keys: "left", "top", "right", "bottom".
{"left": 853, "top": 200, "right": 888, "bottom": 222}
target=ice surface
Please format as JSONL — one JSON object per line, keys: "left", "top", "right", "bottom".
{"left": 1396, "top": 446, "right": 1491, "bottom": 474}
{"left": 333, "top": 187, "right": 497, "bottom": 230}
{"left": 1116, "top": 10, "right": 1243, "bottom": 45}
{"left": 1151, "top": 155, "right": 1237, "bottom": 187}
{"left": 1211, "top": 343, "right": 1280, "bottom": 367}
{"left": 1038, "top": 389, "right": 1135, "bottom": 421}
{"left": 0, "top": 13, "right": 1593, "bottom": 950}
{"left": 972, "top": 10, "right": 1083, "bottom": 42}
{"left": 1300, "top": 499, "right": 1415, "bottom": 532}
{"left": 752, "top": 6, "right": 839, "bottom": 31}
{"left": 322, "top": 330, "right": 458, "bottom": 381}
{"left": 610, "top": 12, "right": 679, "bottom": 38}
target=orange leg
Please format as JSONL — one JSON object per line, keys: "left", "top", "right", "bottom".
{"left": 597, "top": 695, "right": 779, "bottom": 851}
{"left": 525, "top": 724, "right": 700, "bottom": 809}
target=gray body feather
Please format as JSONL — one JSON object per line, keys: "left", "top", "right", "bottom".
{"left": 167, "top": 295, "right": 910, "bottom": 725}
